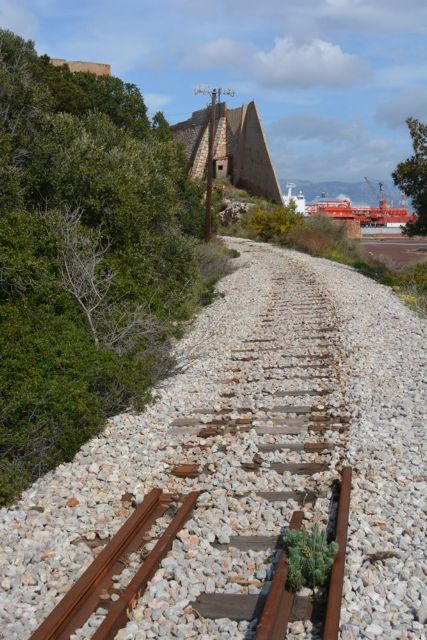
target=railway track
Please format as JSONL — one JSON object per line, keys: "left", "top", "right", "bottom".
{"left": 29, "top": 491, "right": 199, "bottom": 640}
{"left": 28, "top": 261, "right": 353, "bottom": 639}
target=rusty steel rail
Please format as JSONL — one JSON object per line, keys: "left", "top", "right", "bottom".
{"left": 255, "top": 467, "right": 352, "bottom": 640}
{"left": 92, "top": 490, "right": 199, "bottom": 639}
{"left": 29, "top": 489, "right": 199, "bottom": 640}
{"left": 323, "top": 466, "right": 352, "bottom": 639}
{"left": 255, "top": 510, "right": 304, "bottom": 640}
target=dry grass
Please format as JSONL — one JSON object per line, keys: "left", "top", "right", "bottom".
{"left": 285, "top": 216, "right": 360, "bottom": 264}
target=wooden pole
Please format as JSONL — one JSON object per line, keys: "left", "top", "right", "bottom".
{"left": 204, "top": 89, "right": 217, "bottom": 242}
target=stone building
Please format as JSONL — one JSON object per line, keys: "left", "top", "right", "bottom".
{"left": 171, "top": 101, "right": 283, "bottom": 204}
{"left": 50, "top": 59, "right": 111, "bottom": 76}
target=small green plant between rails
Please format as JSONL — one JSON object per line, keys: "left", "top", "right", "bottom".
{"left": 283, "top": 524, "right": 339, "bottom": 592}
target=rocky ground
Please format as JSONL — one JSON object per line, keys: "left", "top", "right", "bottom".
{"left": 0, "top": 238, "right": 425, "bottom": 640}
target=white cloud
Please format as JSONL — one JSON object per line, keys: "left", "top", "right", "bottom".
{"left": 144, "top": 93, "right": 172, "bottom": 111}
{"left": 376, "top": 88, "right": 427, "bottom": 128}
{"left": 0, "top": 1, "right": 37, "bottom": 39}
{"left": 31, "top": 2, "right": 155, "bottom": 75}
{"left": 272, "top": 139, "right": 402, "bottom": 182}
{"left": 172, "top": 0, "right": 427, "bottom": 36}
{"left": 182, "top": 37, "right": 252, "bottom": 70}
{"left": 317, "top": 0, "right": 427, "bottom": 34}
{"left": 267, "top": 111, "right": 411, "bottom": 181}
{"left": 268, "top": 113, "right": 364, "bottom": 142}
{"left": 254, "top": 38, "right": 369, "bottom": 88}
{"left": 377, "top": 64, "right": 427, "bottom": 89}
{"left": 50, "top": 31, "right": 149, "bottom": 75}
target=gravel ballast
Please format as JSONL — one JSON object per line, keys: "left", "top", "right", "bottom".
{"left": 0, "top": 237, "right": 425, "bottom": 640}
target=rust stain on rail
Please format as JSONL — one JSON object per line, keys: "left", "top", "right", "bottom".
{"left": 255, "top": 510, "right": 304, "bottom": 640}
{"left": 323, "top": 466, "right": 352, "bottom": 639}
{"left": 28, "top": 489, "right": 199, "bottom": 640}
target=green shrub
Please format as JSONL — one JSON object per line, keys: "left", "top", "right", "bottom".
{"left": 284, "top": 525, "right": 338, "bottom": 592}
{"left": 0, "top": 301, "right": 157, "bottom": 504}
{"left": 0, "top": 28, "right": 217, "bottom": 505}
{"left": 248, "top": 203, "right": 306, "bottom": 241}
{"left": 0, "top": 209, "right": 176, "bottom": 504}
{"left": 227, "top": 248, "right": 240, "bottom": 259}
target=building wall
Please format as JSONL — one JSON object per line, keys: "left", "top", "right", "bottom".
{"left": 171, "top": 100, "right": 283, "bottom": 204}
{"left": 172, "top": 118, "right": 207, "bottom": 171}
{"left": 215, "top": 157, "right": 229, "bottom": 179}
{"left": 50, "top": 59, "right": 111, "bottom": 76}
{"left": 173, "top": 104, "right": 227, "bottom": 178}
{"left": 214, "top": 115, "right": 227, "bottom": 160}
{"left": 191, "top": 125, "right": 210, "bottom": 178}
{"left": 235, "top": 102, "right": 283, "bottom": 204}
{"left": 226, "top": 105, "right": 245, "bottom": 183}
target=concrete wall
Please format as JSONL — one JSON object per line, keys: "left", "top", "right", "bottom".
{"left": 235, "top": 102, "right": 282, "bottom": 204}
{"left": 226, "top": 105, "right": 246, "bottom": 185}
{"left": 50, "top": 59, "right": 111, "bottom": 76}
{"left": 214, "top": 115, "right": 227, "bottom": 160}
{"left": 171, "top": 100, "right": 283, "bottom": 204}
{"left": 215, "top": 158, "right": 229, "bottom": 179}
{"left": 172, "top": 118, "right": 207, "bottom": 171}
{"left": 172, "top": 104, "right": 227, "bottom": 178}
{"left": 191, "top": 125, "right": 210, "bottom": 178}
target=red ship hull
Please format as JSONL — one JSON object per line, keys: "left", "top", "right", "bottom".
{"left": 306, "top": 198, "right": 415, "bottom": 227}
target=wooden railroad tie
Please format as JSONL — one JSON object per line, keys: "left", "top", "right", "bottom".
{"left": 190, "top": 511, "right": 310, "bottom": 633}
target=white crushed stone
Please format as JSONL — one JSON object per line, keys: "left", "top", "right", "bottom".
{"left": 0, "top": 237, "right": 425, "bottom": 640}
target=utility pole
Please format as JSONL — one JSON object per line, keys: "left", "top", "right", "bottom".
{"left": 194, "top": 86, "right": 235, "bottom": 242}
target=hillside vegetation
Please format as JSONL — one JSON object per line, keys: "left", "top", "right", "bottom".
{"left": 217, "top": 183, "right": 427, "bottom": 315}
{"left": 0, "top": 30, "right": 233, "bottom": 504}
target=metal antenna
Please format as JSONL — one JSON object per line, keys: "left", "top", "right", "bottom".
{"left": 194, "top": 87, "right": 235, "bottom": 241}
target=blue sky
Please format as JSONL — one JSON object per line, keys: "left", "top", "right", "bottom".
{"left": 2, "top": 0, "right": 427, "bottom": 183}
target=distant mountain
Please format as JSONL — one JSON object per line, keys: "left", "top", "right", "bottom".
{"left": 279, "top": 179, "right": 407, "bottom": 207}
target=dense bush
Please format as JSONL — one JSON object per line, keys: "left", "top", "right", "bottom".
{"left": 399, "top": 260, "right": 427, "bottom": 294}
{"left": 248, "top": 202, "right": 306, "bottom": 241}
{"left": 0, "top": 29, "right": 226, "bottom": 504}
{"left": 216, "top": 184, "right": 306, "bottom": 241}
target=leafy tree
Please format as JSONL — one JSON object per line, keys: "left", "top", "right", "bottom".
{"left": 0, "top": 130, "right": 23, "bottom": 212}
{"left": 152, "top": 111, "right": 173, "bottom": 142}
{"left": 31, "top": 55, "right": 92, "bottom": 115}
{"left": 0, "top": 31, "right": 50, "bottom": 136}
{"left": 393, "top": 118, "right": 427, "bottom": 236}
{"left": 0, "top": 28, "right": 37, "bottom": 66}
{"left": 26, "top": 110, "right": 146, "bottom": 232}
{"left": 68, "top": 71, "right": 150, "bottom": 139}
{"left": 0, "top": 30, "right": 51, "bottom": 213}
{"left": 0, "top": 27, "right": 215, "bottom": 504}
